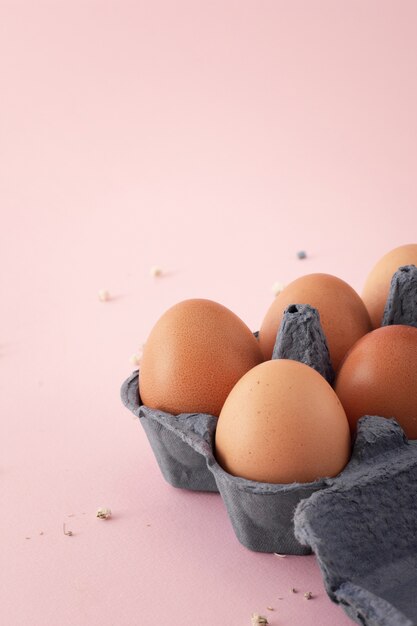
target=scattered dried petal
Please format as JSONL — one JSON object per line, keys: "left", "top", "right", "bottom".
{"left": 304, "top": 591, "right": 313, "bottom": 600}
{"left": 150, "top": 266, "right": 162, "bottom": 277}
{"left": 129, "top": 353, "right": 142, "bottom": 366}
{"left": 63, "top": 523, "right": 73, "bottom": 536}
{"left": 266, "top": 606, "right": 274, "bottom": 611}
{"left": 273, "top": 552, "right": 287, "bottom": 558}
{"left": 290, "top": 588, "right": 297, "bottom": 593}
{"left": 96, "top": 507, "right": 112, "bottom": 520}
{"left": 271, "top": 281, "right": 285, "bottom": 296}
{"left": 251, "top": 615, "right": 268, "bottom": 625}
{"left": 98, "top": 289, "right": 111, "bottom": 302}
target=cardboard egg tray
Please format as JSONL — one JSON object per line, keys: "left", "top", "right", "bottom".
{"left": 121, "top": 265, "right": 417, "bottom": 626}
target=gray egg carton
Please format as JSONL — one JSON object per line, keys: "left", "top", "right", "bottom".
{"left": 120, "top": 266, "right": 417, "bottom": 626}
{"left": 294, "top": 415, "right": 417, "bottom": 626}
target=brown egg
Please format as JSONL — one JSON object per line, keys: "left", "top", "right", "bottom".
{"left": 215, "top": 359, "right": 351, "bottom": 484}
{"left": 139, "top": 299, "right": 264, "bottom": 416}
{"left": 362, "top": 244, "right": 417, "bottom": 329}
{"left": 259, "top": 273, "right": 372, "bottom": 370}
{"left": 334, "top": 325, "right": 417, "bottom": 438}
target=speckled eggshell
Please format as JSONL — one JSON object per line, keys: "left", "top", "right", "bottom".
{"left": 334, "top": 324, "right": 417, "bottom": 439}
{"left": 215, "top": 359, "right": 351, "bottom": 484}
{"left": 259, "top": 273, "right": 372, "bottom": 370}
{"left": 362, "top": 243, "right": 417, "bottom": 328}
{"left": 139, "top": 299, "right": 264, "bottom": 417}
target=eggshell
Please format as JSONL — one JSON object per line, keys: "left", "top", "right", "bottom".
{"left": 259, "top": 273, "right": 372, "bottom": 370}
{"left": 361, "top": 244, "right": 417, "bottom": 329}
{"left": 139, "top": 299, "right": 264, "bottom": 416}
{"left": 215, "top": 359, "right": 351, "bottom": 484}
{"left": 334, "top": 325, "right": 417, "bottom": 438}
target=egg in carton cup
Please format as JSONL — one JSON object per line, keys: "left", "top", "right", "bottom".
{"left": 120, "top": 266, "right": 417, "bottom": 555}
{"left": 121, "top": 300, "right": 340, "bottom": 554}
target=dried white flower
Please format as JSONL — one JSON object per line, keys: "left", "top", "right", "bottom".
{"left": 271, "top": 281, "right": 285, "bottom": 296}
{"left": 150, "top": 266, "right": 162, "bottom": 277}
{"left": 129, "top": 353, "right": 142, "bottom": 366}
{"left": 98, "top": 289, "right": 111, "bottom": 302}
{"left": 96, "top": 507, "right": 112, "bottom": 520}
{"left": 251, "top": 614, "right": 268, "bottom": 625}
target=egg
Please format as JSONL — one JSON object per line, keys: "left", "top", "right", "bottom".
{"left": 259, "top": 273, "right": 372, "bottom": 370}
{"left": 362, "top": 244, "right": 417, "bottom": 328}
{"left": 334, "top": 325, "right": 417, "bottom": 438}
{"left": 139, "top": 299, "right": 264, "bottom": 416}
{"left": 215, "top": 359, "right": 351, "bottom": 484}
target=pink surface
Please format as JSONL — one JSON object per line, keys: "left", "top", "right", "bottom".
{"left": 2, "top": 2, "right": 417, "bottom": 625}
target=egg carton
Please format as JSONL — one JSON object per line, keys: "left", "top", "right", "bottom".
{"left": 294, "top": 415, "right": 417, "bottom": 626}
{"left": 120, "top": 265, "right": 417, "bottom": 623}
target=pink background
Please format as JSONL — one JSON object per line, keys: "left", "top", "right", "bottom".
{"left": 2, "top": 2, "right": 417, "bottom": 625}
